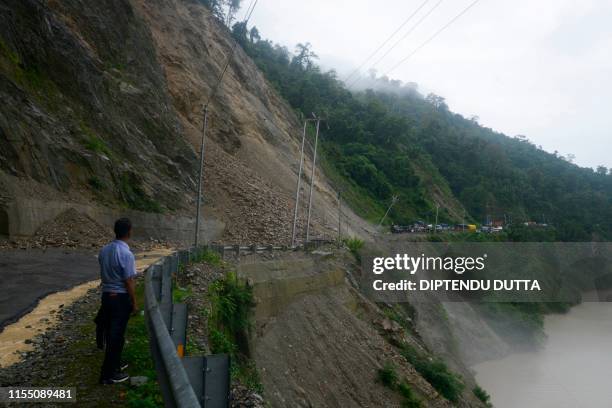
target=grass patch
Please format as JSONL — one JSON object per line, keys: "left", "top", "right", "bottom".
{"left": 191, "top": 248, "right": 222, "bottom": 266}
{"left": 208, "top": 271, "right": 261, "bottom": 392}
{"left": 172, "top": 285, "right": 192, "bottom": 303}
{"left": 118, "top": 173, "right": 163, "bottom": 213}
{"left": 80, "top": 123, "right": 113, "bottom": 157}
{"left": 39, "top": 282, "right": 162, "bottom": 407}
{"left": 343, "top": 237, "right": 364, "bottom": 261}
{"left": 399, "top": 344, "right": 464, "bottom": 403}
{"left": 377, "top": 364, "right": 422, "bottom": 408}
{"left": 123, "top": 282, "right": 164, "bottom": 407}
{"left": 473, "top": 385, "right": 493, "bottom": 407}
{"left": 0, "top": 37, "right": 20, "bottom": 65}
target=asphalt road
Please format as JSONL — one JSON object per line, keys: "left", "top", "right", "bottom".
{"left": 0, "top": 249, "right": 99, "bottom": 329}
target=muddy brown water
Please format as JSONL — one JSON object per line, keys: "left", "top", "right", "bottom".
{"left": 472, "top": 297, "right": 612, "bottom": 408}
{"left": 0, "top": 248, "right": 173, "bottom": 367}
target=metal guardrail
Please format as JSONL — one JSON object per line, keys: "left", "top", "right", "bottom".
{"left": 144, "top": 243, "right": 329, "bottom": 407}
{"left": 144, "top": 247, "right": 231, "bottom": 408}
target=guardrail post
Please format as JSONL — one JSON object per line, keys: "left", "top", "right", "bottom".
{"left": 183, "top": 355, "right": 230, "bottom": 408}
{"left": 150, "top": 265, "right": 162, "bottom": 301}
{"left": 171, "top": 303, "right": 188, "bottom": 357}
{"left": 160, "top": 259, "right": 173, "bottom": 327}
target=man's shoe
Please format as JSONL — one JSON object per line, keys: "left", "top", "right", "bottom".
{"left": 100, "top": 372, "right": 130, "bottom": 385}
{"left": 120, "top": 361, "right": 129, "bottom": 371}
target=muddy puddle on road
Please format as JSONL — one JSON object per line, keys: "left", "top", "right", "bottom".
{"left": 0, "top": 248, "right": 174, "bottom": 368}
{"left": 472, "top": 297, "right": 612, "bottom": 408}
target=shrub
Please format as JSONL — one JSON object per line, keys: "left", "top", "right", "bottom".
{"left": 400, "top": 344, "right": 464, "bottom": 402}
{"left": 398, "top": 382, "right": 422, "bottom": 408}
{"left": 473, "top": 385, "right": 492, "bottom": 407}
{"left": 192, "top": 248, "right": 222, "bottom": 266}
{"left": 88, "top": 176, "right": 104, "bottom": 191}
{"left": 208, "top": 272, "right": 254, "bottom": 355}
{"left": 343, "top": 237, "right": 364, "bottom": 260}
{"left": 377, "top": 364, "right": 422, "bottom": 407}
{"left": 377, "top": 364, "right": 399, "bottom": 388}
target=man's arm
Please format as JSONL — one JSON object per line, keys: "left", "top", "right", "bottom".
{"left": 125, "top": 277, "right": 138, "bottom": 314}
{"left": 121, "top": 251, "right": 138, "bottom": 314}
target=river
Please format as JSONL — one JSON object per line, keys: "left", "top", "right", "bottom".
{"left": 473, "top": 298, "right": 612, "bottom": 408}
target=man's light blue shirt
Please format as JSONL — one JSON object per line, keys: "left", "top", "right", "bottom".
{"left": 99, "top": 240, "right": 137, "bottom": 293}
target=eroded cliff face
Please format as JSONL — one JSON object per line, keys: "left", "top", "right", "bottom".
{"left": 0, "top": 0, "right": 198, "bottom": 213}
{"left": 132, "top": 0, "right": 371, "bottom": 244}
{"left": 0, "top": 0, "right": 367, "bottom": 244}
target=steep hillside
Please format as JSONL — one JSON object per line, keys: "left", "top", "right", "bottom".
{"left": 131, "top": 0, "right": 373, "bottom": 244}
{"left": 0, "top": 0, "right": 197, "bottom": 213}
{"left": 234, "top": 27, "right": 612, "bottom": 240}
{"left": 0, "top": 0, "right": 370, "bottom": 244}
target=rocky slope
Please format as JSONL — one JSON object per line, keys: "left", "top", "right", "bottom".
{"left": 0, "top": 0, "right": 372, "bottom": 245}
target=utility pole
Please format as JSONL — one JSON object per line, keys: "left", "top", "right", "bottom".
{"left": 305, "top": 117, "right": 322, "bottom": 243}
{"left": 379, "top": 195, "right": 399, "bottom": 227}
{"left": 337, "top": 190, "right": 342, "bottom": 244}
{"left": 194, "top": 106, "right": 209, "bottom": 247}
{"left": 434, "top": 203, "right": 440, "bottom": 234}
{"left": 291, "top": 118, "right": 315, "bottom": 247}
{"left": 192, "top": 0, "right": 259, "bottom": 247}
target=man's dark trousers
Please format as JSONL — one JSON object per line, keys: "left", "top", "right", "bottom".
{"left": 99, "top": 292, "right": 131, "bottom": 380}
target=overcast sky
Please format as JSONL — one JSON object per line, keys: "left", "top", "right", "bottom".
{"left": 244, "top": 0, "right": 612, "bottom": 170}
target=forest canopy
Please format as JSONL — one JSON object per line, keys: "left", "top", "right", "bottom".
{"left": 226, "top": 18, "right": 612, "bottom": 242}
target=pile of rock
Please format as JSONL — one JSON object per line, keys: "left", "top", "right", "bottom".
{"left": 0, "top": 208, "right": 176, "bottom": 251}
{"left": 231, "top": 385, "right": 265, "bottom": 408}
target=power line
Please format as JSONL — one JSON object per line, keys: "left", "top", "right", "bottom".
{"left": 195, "top": 0, "right": 259, "bottom": 247}
{"left": 383, "top": 0, "right": 482, "bottom": 77}
{"left": 348, "top": 0, "right": 444, "bottom": 88}
{"left": 343, "top": 0, "right": 431, "bottom": 84}
{"left": 204, "top": 0, "right": 259, "bottom": 108}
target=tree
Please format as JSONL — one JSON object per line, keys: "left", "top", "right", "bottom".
{"left": 249, "top": 26, "right": 260, "bottom": 43}
{"left": 231, "top": 21, "right": 248, "bottom": 44}
{"left": 225, "top": 0, "right": 242, "bottom": 26}
{"left": 426, "top": 93, "right": 447, "bottom": 110}
{"left": 596, "top": 165, "right": 608, "bottom": 176}
{"left": 291, "top": 42, "right": 318, "bottom": 70}
{"left": 199, "top": 0, "right": 225, "bottom": 20}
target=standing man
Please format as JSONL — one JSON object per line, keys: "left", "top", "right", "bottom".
{"left": 98, "top": 218, "right": 138, "bottom": 384}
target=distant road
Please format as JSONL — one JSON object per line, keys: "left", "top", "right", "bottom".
{"left": 0, "top": 249, "right": 99, "bottom": 330}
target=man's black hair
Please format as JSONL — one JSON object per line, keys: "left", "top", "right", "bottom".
{"left": 114, "top": 218, "right": 132, "bottom": 239}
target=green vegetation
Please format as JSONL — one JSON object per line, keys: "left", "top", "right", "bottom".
{"left": 191, "top": 248, "right": 222, "bottom": 266}
{"left": 399, "top": 344, "right": 464, "bottom": 403}
{"left": 377, "top": 364, "right": 423, "bottom": 408}
{"left": 0, "top": 37, "right": 61, "bottom": 105}
{"left": 172, "top": 285, "right": 192, "bottom": 303}
{"left": 473, "top": 385, "right": 493, "bottom": 407}
{"left": 80, "top": 123, "right": 113, "bottom": 157}
{"left": 123, "top": 283, "right": 164, "bottom": 407}
{"left": 0, "top": 37, "right": 20, "bottom": 65}
{"left": 228, "top": 23, "right": 612, "bottom": 241}
{"left": 207, "top": 271, "right": 262, "bottom": 392}
{"left": 343, "top": 237, "right": 364, "bottom": 260}
{"left": 33, "top": 282, "right": 162, "bottom": 407}
{"left": 119, "top": 172, "right": 163, "bottom": 213}
{"left": 88, "top": 176, "right": 105, "bottom": 191}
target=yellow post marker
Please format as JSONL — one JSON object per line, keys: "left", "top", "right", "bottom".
{"left": 177, "top": 343, "right": 184, "bottom": 358}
